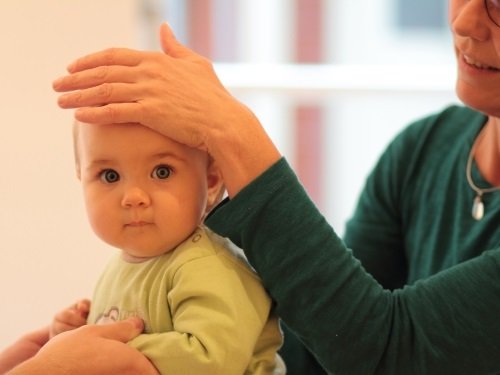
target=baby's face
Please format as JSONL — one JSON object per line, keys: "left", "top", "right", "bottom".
{"left": 76, "top": 123, "right": 219, "bottom": 262}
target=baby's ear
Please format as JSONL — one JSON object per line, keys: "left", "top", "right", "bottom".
{"left": 205, "top": 160, "right": 225, "bottom": 214}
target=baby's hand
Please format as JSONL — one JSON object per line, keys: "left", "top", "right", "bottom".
{"left": 50, "top": 299, "right": 91, "bottom": 338}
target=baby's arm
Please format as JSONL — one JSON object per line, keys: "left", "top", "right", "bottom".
{"left": 50, "top": 299, "right": 90, "bottom": 338}
{"left": 129, "top": 255, "right": 277, "bottom": 374}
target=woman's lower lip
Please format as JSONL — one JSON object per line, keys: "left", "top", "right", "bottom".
{"left": 459, "top": 54, "right": 500, "bottom": 76}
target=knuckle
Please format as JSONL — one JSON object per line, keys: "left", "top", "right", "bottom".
{"left": 149, "top": 51, "right": 165, "bottom": 64}
{"left": 190, "top": 131, "right": 204, "bottom": 149}
{"left": 93, "top": 65, "right": 110, "bottom": 81}
{"left": 103, "top": 48, "right": 119, "bottom": 66}
{"left": 195, "top": 55, "right": 212, "bottom": 70}
{"left": 199, "top": 56, "right": 211, "bottom": 67}
{"left": 70, "top": 91, "right": 83, "bottom": 105}
{"left": 97, "top": 83, "right": 113, "bottom": 100}
{"left": 104, "top": 105, "right": 118, "bottom": 122}
{"left": 143, "top": 57, "right": 166, "bottom": 79}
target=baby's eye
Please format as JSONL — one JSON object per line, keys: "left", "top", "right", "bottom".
{"left": 100, "top": 169, "right": 120, "bottom": 183}
{"left": 152, "top": 165, "right": 171, "bottom": 179}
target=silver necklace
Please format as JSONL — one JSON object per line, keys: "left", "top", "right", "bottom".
{"left": 465, "top": 130, "right": 500, "bottom": 220}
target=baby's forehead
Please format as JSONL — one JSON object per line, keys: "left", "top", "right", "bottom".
{"left": 80, "top": 123, "right": 175, "bottom": 147}
{"left": 78, "top": 123, "right": 206, "bottom": 161}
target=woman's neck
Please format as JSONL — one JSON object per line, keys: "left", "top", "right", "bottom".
{"left": 475, "top": 116, "right": 500, "bottom": 186}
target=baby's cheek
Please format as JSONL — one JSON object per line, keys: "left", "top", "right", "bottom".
{"left": 88, "top": 210, "right": 117, "bottom": 245}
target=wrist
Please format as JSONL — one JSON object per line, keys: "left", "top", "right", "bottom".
{"left": 208, "top": 103, "right": 281, "bottom": 197}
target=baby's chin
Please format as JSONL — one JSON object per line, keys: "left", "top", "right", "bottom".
{"left": 120, "top": 251, "right": 160, "bottom": 263}
{"left": 119, "top": 245, "right": 175, "bottom": 263}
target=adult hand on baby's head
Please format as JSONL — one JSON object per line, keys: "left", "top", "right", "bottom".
{"left": 52, "top": 23, "right": 244, "bottom": 155}
{"left": 53, "top": 23, "right": 280, "bottom": 197}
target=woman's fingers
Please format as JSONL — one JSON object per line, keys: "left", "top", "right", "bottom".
{"left": 66, "top": 47, "right": 143, "bottom": 73}
{"left": 84, "top": 317, "right": 145, "bottom": 342}
{"left": 74, "top": 104, "right": 144, "bottom": 125}
{"left": 57, "top": 82, "right": 143, "bottom": 109}
{"left": 53, "top": 64, "right": 138, "bottom": 92}
{"left": 160, "top": 23, "right": 193, "bottom": 59}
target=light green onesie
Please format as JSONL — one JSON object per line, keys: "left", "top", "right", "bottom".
{"left": 88, "top": 225, "right": 285, "bottom": 374}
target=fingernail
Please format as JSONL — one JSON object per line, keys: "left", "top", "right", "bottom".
{"left": 52, "top": 77, "right": 63, "bottom": 89}
{"left": 75, "top": 108, "right": 87, "bottom": 118}
{"left": 67, "top": 61, "right": 77, "bottom": 73}
{"left": 127, "top": 317, "right": 145, "bottom": 330}
{"left": 57, "top": 94, "right": 68, "bottom": 106}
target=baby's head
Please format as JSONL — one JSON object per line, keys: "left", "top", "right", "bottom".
{"left": 73, "top": 121, "right": 224, "bottom": 262}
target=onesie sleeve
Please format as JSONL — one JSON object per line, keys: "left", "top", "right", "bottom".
{"left": 128, "top": 253, "right": 278, "bottom": 375}
{"left": 206, "top": 158, "right": 500, "bottom": 375}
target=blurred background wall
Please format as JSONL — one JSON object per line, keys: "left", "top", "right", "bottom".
{"left": 0, "top": 0, "right": 458, "bottom": 350}
{"left": 0, "top": 0, "right": 143, "bottom": 349}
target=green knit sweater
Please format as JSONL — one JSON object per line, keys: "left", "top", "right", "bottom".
{"left": 206, "top": 105, "right": 500, "bottom": 374}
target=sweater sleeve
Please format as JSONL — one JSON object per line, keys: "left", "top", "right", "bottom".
{"left": 205, "top": 158, "right": 500, "bottom": 375}
{"left": 343, "top": 131, "right": 408, "bottom": 290}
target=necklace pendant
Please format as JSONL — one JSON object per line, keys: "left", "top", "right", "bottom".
{"left": 472, "top": 195, "right": 484, "bottom": 220}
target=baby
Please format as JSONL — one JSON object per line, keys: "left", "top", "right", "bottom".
{"left": 50, "top": 122, "right": 285, "bottom": 374}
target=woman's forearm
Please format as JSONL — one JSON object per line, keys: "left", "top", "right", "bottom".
{"left": 207, "top": 159, "right": 500, "bottom": 374}
{"left": 207, "top": 105, "right": 281, "bottom": 197}
{"left": 0, "top": 327, "right": 49, "bottom": 374}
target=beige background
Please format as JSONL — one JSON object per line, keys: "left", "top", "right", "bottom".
{"left": 0, "top": 0, "right": 458, "bottom": 353}
{"left": 0, "top": 0, "right": 145, "bottom": 350}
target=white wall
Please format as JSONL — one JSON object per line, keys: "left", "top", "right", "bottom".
{"left": 0, "top": 0, "right": 144, "bottom": 350}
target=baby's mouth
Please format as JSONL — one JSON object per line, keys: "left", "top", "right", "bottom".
{"left": 126, "top": 221, "right": 151, "bottom": 227}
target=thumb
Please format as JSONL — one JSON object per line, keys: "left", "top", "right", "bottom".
{"left": 76, "top": 299, "right": 91, "bottom": 315}
{"left": 94, "top": 317, "right": 145, "bottom": 342}
{"left": 160, "top": 22, "right": 192, "bottom": 58}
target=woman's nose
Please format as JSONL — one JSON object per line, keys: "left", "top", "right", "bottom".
{"left": 451, "top": 0, "right": 490, "bottom": 41}
{"left": 121, "top": 187, "right": 151, "bottom": 208}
